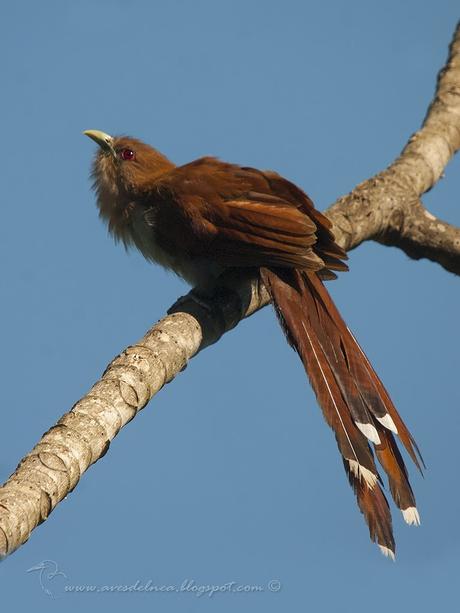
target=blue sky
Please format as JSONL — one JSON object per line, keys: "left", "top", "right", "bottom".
{"left": 1, "top": 1, "right": 459, "bottom": 611}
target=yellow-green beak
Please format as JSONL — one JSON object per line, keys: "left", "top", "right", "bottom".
{"left": 83, "top": 129, "right": 115, "bottom": 155}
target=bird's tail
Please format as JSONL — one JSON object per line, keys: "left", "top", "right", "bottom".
{"left": 260, "top": 267, "right": 423, "bottom": 559}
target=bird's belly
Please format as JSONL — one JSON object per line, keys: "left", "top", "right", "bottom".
{"left": 130, "top": 215, "right": 223, "bottom": 288}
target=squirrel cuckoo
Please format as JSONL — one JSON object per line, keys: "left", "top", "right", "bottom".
{"left": 84, "top": 129, "right": 423, "bottom": 559}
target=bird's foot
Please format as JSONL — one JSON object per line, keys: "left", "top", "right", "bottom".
{"left": 168, "top": 288, "right": 214, "bottom": 314}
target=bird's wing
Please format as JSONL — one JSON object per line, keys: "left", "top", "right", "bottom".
{"left": 148, "top": 157, "right": 347, "bottom": 274}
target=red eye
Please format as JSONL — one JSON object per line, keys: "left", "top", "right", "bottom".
{"left": 120, "top": 148, "right": 135, "bottom": 161}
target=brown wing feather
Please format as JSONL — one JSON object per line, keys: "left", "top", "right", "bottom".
{"left": 152, "top": 158, "right": 347, "bottom": 273}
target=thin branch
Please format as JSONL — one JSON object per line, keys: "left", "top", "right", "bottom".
{"left": 327, "top": 20, "right": 460, "bottom": 272}
{"left": 1, "top": 22, "right": 460, "bottom": 559}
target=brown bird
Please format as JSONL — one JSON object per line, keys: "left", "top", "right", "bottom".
{"left": 84, "top": 129, "right": 423, "bottom": 559}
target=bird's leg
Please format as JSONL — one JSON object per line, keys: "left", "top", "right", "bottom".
{"left": 168, "top": 268, "right": 258, "bottom": 317}
{"left": 168, "top": 286, "right": 216, "bottom": 314}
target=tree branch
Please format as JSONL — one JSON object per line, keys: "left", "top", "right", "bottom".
{"left": 1, "top": 22, "right": 460, "bottom": 559}
{"left": 327, "top": 20, "right": 460, "bottom": 272}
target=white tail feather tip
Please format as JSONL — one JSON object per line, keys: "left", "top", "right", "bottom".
{"left": 378, "top": 545, "right": 396, "bottom": 561}
{"left": 348, "top": 460, "right": 378, "bottom": 489}
{"left": 356, "top": 422, "right": 381, "bottom": 445}
{"left": 376, "top": 413, "right": 398, "bottom": 434}
{"left": 402, "top": 506, "right": 421, "bottom": 526}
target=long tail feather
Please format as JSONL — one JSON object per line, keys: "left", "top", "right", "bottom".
{"left": 375, "top": 427, "right": 420, "bottom": 525}
{"left": 260, "top": 267, "right": 422, "bottom": 557}
{"left": 343, "top": 459, "right": 395, "bottom": 557}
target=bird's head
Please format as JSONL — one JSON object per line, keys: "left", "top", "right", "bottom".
{"left": 84, "top": 130, "right": 174, "bottom": 242}
{"left": 84, "top": 130, "right": 174, "bottom": 196}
